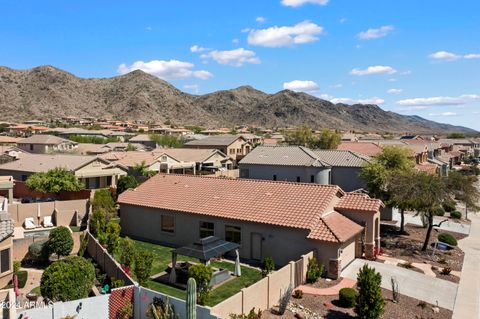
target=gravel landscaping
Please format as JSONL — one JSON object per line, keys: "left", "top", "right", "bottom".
{"left": 381, "top": 224, "right": 465, "bottom": 272}
{"left": 262, "top": 288, "right": 452, "bottom": 318}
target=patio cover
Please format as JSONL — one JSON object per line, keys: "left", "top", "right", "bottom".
{"left": 169, "top": 236, "right": 240, "bottom": 283}
{"left": 173, "top": 236, "right": 239, "bottom": 262}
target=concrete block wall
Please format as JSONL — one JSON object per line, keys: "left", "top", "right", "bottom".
{"left": 211, "top": 251, "right": 314, "bottom": 318}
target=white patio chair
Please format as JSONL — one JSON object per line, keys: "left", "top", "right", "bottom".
{"left": 24, "top": 218, "right": 37, "bottom": 230}
{"left": 43, "top": 216, "right": 54, "bottom": 228}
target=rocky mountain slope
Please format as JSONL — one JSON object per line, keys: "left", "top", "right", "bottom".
{"left": 0, "top": 65, "right": 475, "bottom": 134}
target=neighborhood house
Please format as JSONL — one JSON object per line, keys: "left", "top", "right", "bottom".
{"left": 118, "top": 174, "right": 383, "bottom": 278}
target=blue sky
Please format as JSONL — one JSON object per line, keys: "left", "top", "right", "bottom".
{"left": 1, "top": 0, "right": 479, "bottom": 130}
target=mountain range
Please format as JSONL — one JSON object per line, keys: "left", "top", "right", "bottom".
{"left": 0, "top": 65, "right": 475, "bottom": 134}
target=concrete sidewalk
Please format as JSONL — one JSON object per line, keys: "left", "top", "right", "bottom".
{"left": 452, "top": 213, "right": 480, "bottom": 319}
{"left": 389, "top": 210, "right": 471, "bottom": 235}
{"left": 342, "top": 259, "right": 458, "bottom": 310}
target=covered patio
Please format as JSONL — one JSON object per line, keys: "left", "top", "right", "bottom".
{"left": 169, "top": 236, "right": 241, "bottom": 286}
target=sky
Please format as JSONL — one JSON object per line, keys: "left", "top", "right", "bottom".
{"left": 1, "top": 0, "right": 480, "bottom": 130}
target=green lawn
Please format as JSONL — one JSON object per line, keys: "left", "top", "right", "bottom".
{"left": 114, "top": 238, "right": 262, "bottom": 306}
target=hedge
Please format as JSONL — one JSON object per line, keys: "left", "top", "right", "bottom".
{"left": 339, "top": 287, "right": 358, "bottom": 308}
{"left": 438, "top": 233, "right": 457, "bottom": 247}
{"left": 450, "top": 211, "right": 462, "bottom": 219}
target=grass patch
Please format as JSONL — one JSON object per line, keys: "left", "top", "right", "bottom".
{"left": 114, "top": 238, "right": 262, "bottom": 306}
{"left": 30, "top": 286, "right": 41, "bottom": 295}
{"left": 69, "top": 226, "right": 82, "bottom": 232}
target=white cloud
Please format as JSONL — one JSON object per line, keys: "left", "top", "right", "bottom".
{"left": 428, "top": 112, "right": 458, "bottom": 117}
{"left": 429, "top": 51, "right": 480, "bottom": 61}
{"left": 281, "top": 0, "right": 329, "bottom": 7}
{"left": 429, "top": 51, "right": 461, "bottom": 61}
{"left": 397, "top": 94, "right": 480, "bottom": 106}
{"left": 247, "top": 21, "right": 324, "bottom": 48}
{"left": 145, "top": 26, "right": 152, "bottom": 31}
{"left": 283, "top": 80, "right": 320, "bottom": 93}
{"left": 232, "top": 38, "right": 240, "bottom": 44}
{"left": 190, "top": 45, "right": 208, "bottom": 53}
{"left": 400, "top": 70, "right": 412, "bottom": 75}
{"left": 357, "top": 25, "right": 394, "bottom": 40}
{"left": 339, "top": 18, "right": 347, "bottom": 23}
{"left": 118, "top": 60, "right": 213, "bottom": 80}
{"left": 183, "top": 84, "right": 200, "bottom": 94}
{"left": 464, "top": 53, "right": 480, "bottom": 59}
{"left": 350, "top": 65, "right": 397, "bottom": 76}
{"left": 387, "top": 88, "right": 403, "bottom": 95}
{"left": 387, "top": 78, "right": 397, "bottom": 82}
{"left": 319, "top": 94, "right": 385, "bottom": 105}
{"left": 256, "top": 16, "right": 266, "bottom": 23}
{"left": 200, "top": 48, "right": 260, "bottom": 67}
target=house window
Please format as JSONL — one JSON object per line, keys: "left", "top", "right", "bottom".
{"left": 29, "top": 144, "right": 33, "bottom": 151}
{"left": 237, "top": 148, "right": 242, "bottom": 154}
{"left": 21, "top": 175, "right": 28, "bottom": 182}
{"left": 296, "top": 176, "right": 301, "bottom": 182}
{"left": 273, "top": 174, "right": 277, "bottom": 181}
{"left": 310, "top": 175, "right": 315, "bottom": 183}
{"left": 229, "top": 149, "right": 236, "bottom": 155}
{"left": 328, "top": 171, "right": 332, "bottom": 184}
{"left": 0, "top": 249, "right": 10, "bottom": 273}
{"left": 225, "top": 225, "right": 241, "bottom": 244}
{"left": 199, "top": 221, "right": 214, "bottom": 238}
{"left": 161, "top": 215, "right": 175, "bottom": 233}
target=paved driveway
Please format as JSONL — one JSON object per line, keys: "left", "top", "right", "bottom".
{"left": 453, "top": 213, "right": 480, "bottom": 319}
{"left": 341, "top": 259, "right": 458, "bottom": 310}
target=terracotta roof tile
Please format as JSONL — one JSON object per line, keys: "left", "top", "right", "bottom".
{"left": 337, "top": 142, "right": 383, "bottom": 157}
{"left": 335, "top": 193, "right": 384, "bottom": 213}
{"left": 307, "top": 212, "right": 363, "bottom": 242}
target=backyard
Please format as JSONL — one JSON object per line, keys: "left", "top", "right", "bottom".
{"left": 114, "top": 238, "right": 263, "bottom": 306}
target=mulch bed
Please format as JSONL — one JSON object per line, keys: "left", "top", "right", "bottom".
{"left": 307, "top": 277, "right": 343, "bottom": 289}
{"left": 380, "top": 224, "right": 465, "bottom": 271}
{"left": 262, "top": 288, "right": 452, "bottom": 319}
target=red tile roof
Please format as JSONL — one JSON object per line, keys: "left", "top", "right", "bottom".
{"left": 416, "top": 163, "right": 438, "bottom": 175}
{"left": 308, "top": 212, "right": 364, "bottom": 242}
{"left": 118, "top": 174, "right": 378, "bottom": 243}
{"left": 337, "top": 142, "right": 383, "bottom": 157}
{"left": 334, "top": 193, "right": 384, "bottom": 213}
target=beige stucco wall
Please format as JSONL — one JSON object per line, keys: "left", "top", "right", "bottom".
{"left": 120, "top": 204, "right": 342, "bottom": 268}
{"left": 0, "top": 237, "right": 13, "bottom": 288}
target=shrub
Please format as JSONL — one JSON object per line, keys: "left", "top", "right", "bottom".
{"left": 92, "top": 189, "right": 116, "bottom": 218}
{"left": 450, "top": 211, "right": 462, "bottom": 219}
{"left": 339, "top": 287, "right": 358, "bottom": 308}
{"left": 354, "top": 264, "right": 385, "bottom": 319}
{"left": 134, "top": 250, "right": 154, "bottom": 286}
{"left": 28, "top": 240, "right": 49, "bottom": 264}
{"left": 442, "top": 200, "right": 456, "bottom": 212}
{"left": 189, "top": 263, "right": 213, "bottom": 305}
{"left": 78, "top": 234, "right": 88, "bottom": 257}
{"left": 119, "top": 237, "right": 136, "bottom": 270}
{"left": 13, "top": 261, "right": 21, "bottom": 274}
{"left": 229, "top": 308, "right": 262, "bottom": 319}
{"left": 17, "top": 271, "right": 28, "bottom": 288}
{"left": 26, "top": 168, "right": 84, "bottom": 194}
{"left": 105, "top": 221, "right": 121, "bottom": 254}
{"left": 89, "top": 209, "right": 107, "bottom": 237}
{"left": 40, "top": 256, "right": 95, "bottom": 302}
{"left": 441, "top": 267, "right": 452, "bottom": 275}
{"left": 433, "top": 206, "right": 445, "bottom": 216}
{"left": 47, "top": 226, "right": 74, "bottom": 259}
{"left": 292, "top": 289, "right": 303, "bottom": 299}
{"left": 261, "top": 257, "right": 275, "bottom": 277}
{"left": 438, "top": 233, "right": 457, "bottom": 246}
{"left": 306, "top": 258, "right": 323, "bottom": 283}
{"left": 117, "top": 176, "right": 139, "bottom": 195}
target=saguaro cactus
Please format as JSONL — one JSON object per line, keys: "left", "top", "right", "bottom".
{"left": 186, "top": 277, "right": 197, "bottom": 319}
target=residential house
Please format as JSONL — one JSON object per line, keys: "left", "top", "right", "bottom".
{"left": 17, "top": 135, "right": 78, "bottom": 154}
{"left": 118, "top": 174, "right": 383, "bottom": 278}
{"left": 76, "top": 143, "right": 147, "bottom": 155}
{"left": 128, "top": 134, "right": 157, "bottom": 149}
{"left": 101, "top": 149, "right": 232, "bottom": 175}
{"left": 8, "top": 124, "right": 49, "bottom": 136}
{"left": 337, "top": 142, "right": 383, "bottom": 157}
{"left": 238, "top": 146, "right": 370, "bottom": 191}
{"left": 0, "top": 154, "right": 127, "bottom": 188}
{"left": 239, "top": 134, "right": 263, "bottom": 145}
{"left": 0, "top": 136, "right": 20, "bottom": 146}
{"left": 184, "top": 135, "right": 253, "bottom": 163}
{"left": 0, "top": 197, "right": 14, "bottom": 288}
